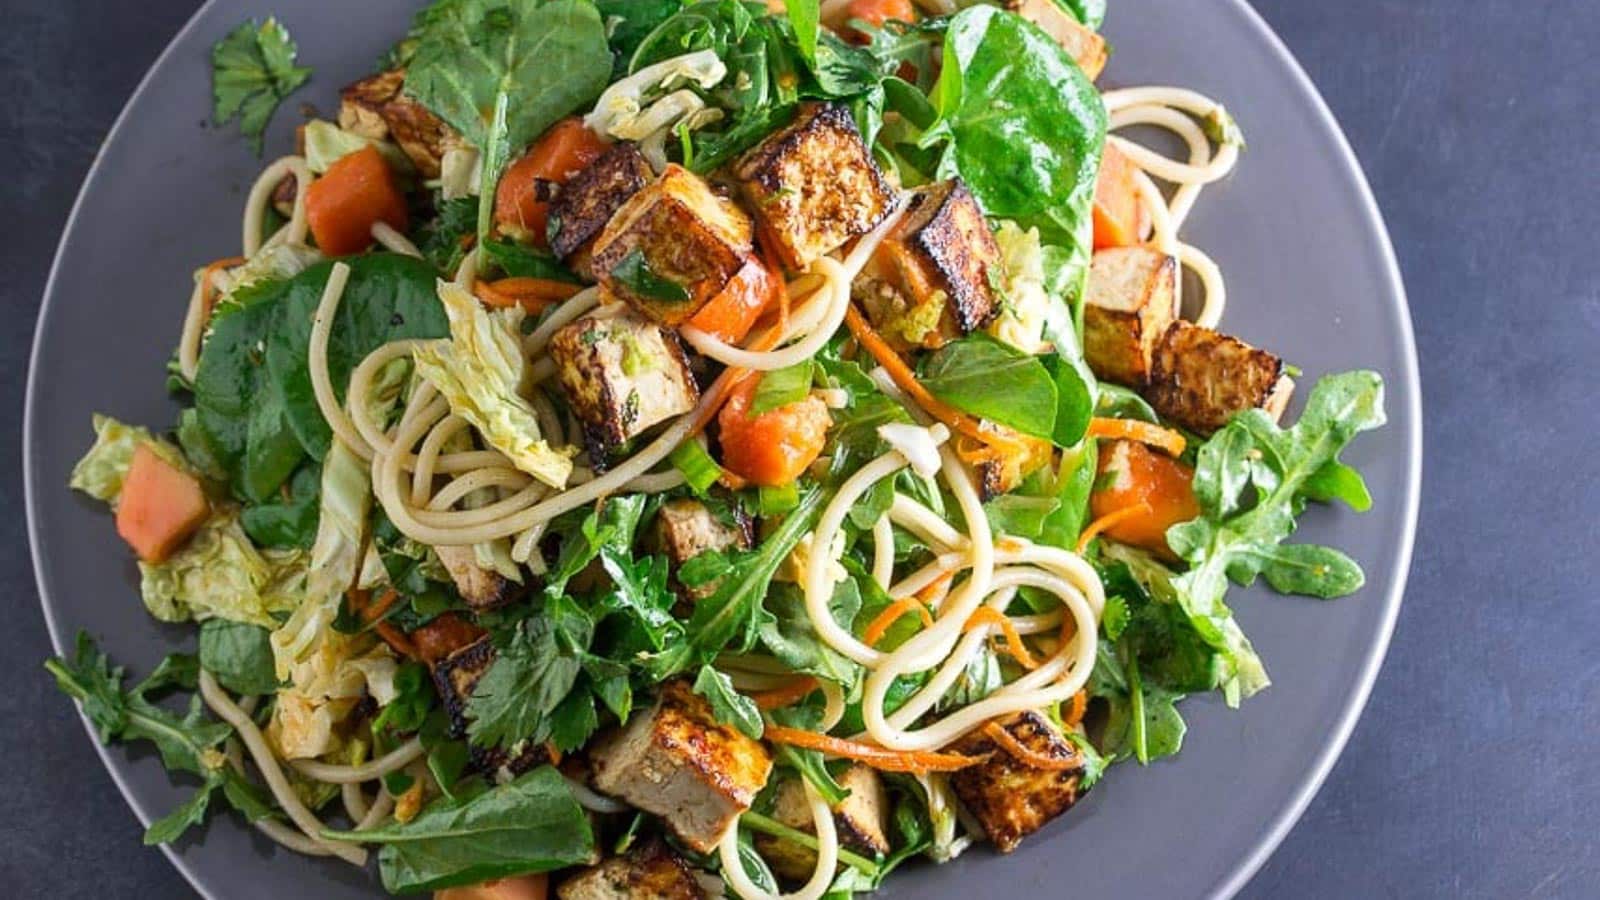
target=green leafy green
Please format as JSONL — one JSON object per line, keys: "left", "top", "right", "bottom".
{"left": 921, "top": 5, "right": 1106, "bottom": 300}
{"left": 919, "top": 333, "right": 1058, "bottom": 440}
{"left": 693, "top": 665, "right": 764, "bottom": 738}
{"left": 404, "top": 0, "right": 612, "bottom": 243}
{"left": 45, "top": 634, "right": 266, "bottom": 845}
{"left": 669, "top": 439, "right": 726, "bottom": 496}
{"left": 608, "top": 249, "right": 692, "bottom": 303}
{"left": 240, "top": 461, "right": 320, "bottom": 548}
{"left": 324, "top": 766, "right": 594, "bottom": 893}
{"left": 1060, "top": 0, "right": 1107, "bottom": 30}
{"left": 750, "top": 361, "right": 815, "bottom": 415}
{"left": 466, "top": 616, "right": 584, "bottom": 750}
{"left": 481, "top": 238, "right": 581, "bottom": 283}
{"left": 210, "top": 18, "right": 311, "bottom": 153}
{"left": 198, "top": 619, "right": 279, "bottom": 695}
{"left": 417, "top": 196, "right": 480, "bottom": 275}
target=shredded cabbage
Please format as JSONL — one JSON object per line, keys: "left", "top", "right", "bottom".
{"left": 987, "top": 221, "right": 1052, "bottom": 354}
{"left": 302, "top": 118, "right": 413, "bottom": 174}
{"left": 584, "top": 49, "right": 726, "bottom": 140}
{"left": 70, "top": 414, "right": 192, "bottom": 505}
{"left": 138, "top": 513, "right": 306, "bottom": 626}
{"left": 412, "top": 281, "right": 574, "bottom": 489}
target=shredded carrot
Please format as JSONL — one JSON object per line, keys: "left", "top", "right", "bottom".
{"left": 842, "top": 304, "right": 1025, "bottom": 455}
{"left": 916, "top": 570, "right": 956, "bottom": 605}
{"left": 750, "top": 676, "right": 821, "bottom": 711}
{"left": 361, "top": 588, "right": 401, "bottom": 624}
{"left": 763, "top": 724, "right": 986, "bottom": 773}
{"left": 1061, "top": 690, "right": 1088, "bottom": 728}
{"left": 1075, "top": 502, "right": 1152, "bottom": 554}
{"left": 688, "top": 319, "right": 788, "bottom": 440}
{"left": 862, "top": 597, "right": 934, "bottom": 647}
{"left": 474, "top": 276, "right": 582, "bottom": 312}
{"left": 962, "top": 607, "right": 1039, "bottom": 670}
{"left": 1087, "top": 417, "right": 1186, "bottom": 457}
{"left": 374, "top": 621, "right": 417, "bottom": 659}
{"left": 982, "top": 721, "right": 1082, "bottom": 771}
{"left": 199, "top": 255, "right": 247, "bottom": 315}
{"left": 545, "top": 742, "right": 563, "bottom": 766}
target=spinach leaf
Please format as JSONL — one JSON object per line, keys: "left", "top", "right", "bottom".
{"left": 198, "top": 619, "right": 279, "bottom": 695}
{"left": 922, "top": 6, "right": 1106, "bottom": 298}
{"left": 693, "top": 665, "right": 764, "bottom": 738}
{"left": 325, "top": 766, "right": 594, "bottom": 893}
{"left": 919, "top": 333, "right": 1058, "bottom": 440}
{"left": 193, "top": 278, "right": 306, "bottom": 502}
{"left": 265, "top": 254, "right": 451, "bottom": 460}
{"left": 240, "top": 460, "right": 320, "bottom": 548}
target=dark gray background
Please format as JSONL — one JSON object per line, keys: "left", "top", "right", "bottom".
{"left": 1, "top": 1, "right": 1593, "bottom": 898}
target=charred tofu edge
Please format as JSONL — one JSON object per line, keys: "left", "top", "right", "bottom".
{"left": 548, "top": 313, "right": 700, "bottom": 462}
{"left": 549, "top": 142, "right": 654, "bottom": 264}
{"left": 338, "top": 69, "right": 451, "bottom": 178}
{"left": 898, "top": 179, "right": 1001, "bottom": 334}
{"left": 555, "top": 836, "right": 703, "bottom": 900}
{"left": 1146, "top": 320, "right": 1295, "bottom": 435}
{"left": 1082, "top": 246, "right": 1178, "bottom": 387}
{"left": 947, "top": 711, "right": 1088, "bottom": 853}
{"left": 432, "top": 544, "right": 518, "bottom": 610}
{"left": 733, "top": 102, "right": 896, "bottom": 270}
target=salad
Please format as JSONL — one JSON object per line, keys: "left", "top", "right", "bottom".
{"left": 48, "top": 1, "right": 1386, "bottom": 897}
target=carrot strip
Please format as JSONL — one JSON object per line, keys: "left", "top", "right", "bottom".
{"left": 763, "top": 724, "right": 986, "bottom": 773}
{"left": 962, "top": 607, "right": 1039, "bottom": 670}
{"left": 1061, "top": 690, "right": 1088, "bottom": 728}
{"left": 983, "top": 721, "right": 1082, "bottom": 771}
{"left": 199, "top": 255, "right": 247, "bottom": 315}
{"left": 862, "top": 597, "right": 934, "bottom": 647}
{"left": 750, "top": 676, "right": 820, "bottom": 711}
{"left": 1075, "top": 502, "right": 1152, "bottom": 554}
{"left": 361, "top": 589, "right": 401, "bottom": 624}
{"left": 545, "top": 742, "right": 563, "bottom": 766}
{"left": 1087, "top": 417, "right": 1186, "bottom": 457}
{"left": 474, "top": 276, "right": 581, "bottom": 313}
{"left": 374, "top": 622, "right": 417, "bottom": 659}
{"left": 842, "top": 304, "right": 1025, "bottom": 454}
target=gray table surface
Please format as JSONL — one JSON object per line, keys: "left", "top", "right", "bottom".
{"left": 3, "top": 1, "right": 1596, "bottom": 897}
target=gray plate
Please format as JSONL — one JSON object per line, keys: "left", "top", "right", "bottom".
{"left": 25, "top": 1, "right": 1421, "bottom": 897}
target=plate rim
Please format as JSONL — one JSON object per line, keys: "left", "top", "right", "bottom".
{"left": 22, "top": 1, "right": 1423, "bottom": 898}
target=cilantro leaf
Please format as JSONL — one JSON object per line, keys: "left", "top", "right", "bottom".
{"left": 210, "top": 18, "right": 312, "bottom": 154}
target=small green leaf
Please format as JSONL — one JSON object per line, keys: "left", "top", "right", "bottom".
{"left": 609, "top": 249, "right": 691, "bottom": 303}
{"left": 692, "top": 665, "right": 764, "bottom": 739}
{"left": 750, "top": 361, "right": 815, "bottom": 415}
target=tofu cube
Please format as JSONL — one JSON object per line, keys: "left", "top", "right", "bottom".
{"left": 653, "top": 498, "right": 753, "bottom": 600}
{"left": 733, "top": 102, "right": 896, "bottom": 270}
{"left": 1146, "top": 320, "right": 1296, "bottom": 435}
{"left": 556, "top": 837, "right": 704, "bottom": 900}
{"left": 854, "top": 178, "right": 1001, "bottom": 350}
{"left": 549, "top": 142, "right": 655, "bottom": 280}
{"left": 590, "top": 164, "right": 755, "bottom": 325}
{"left": 548, "top": 311, "right": 700, "bottom": 463}
{"left": 1083, "top": 246, "right": 1178, "bottom": 387}
{"left": 432, "top": 545, "right": 517, "bottom": 610}
{"left": 947, "top": 710, "right": 1089, "bottom": 853}
{"left": 339, "top": 69, "right": 453, "bottom": 177}
{"left": 755, "top": 765, "right": 890, "bottom": 881}
{"left": 430, "top": 637, "right": 550, "bottom": 779}
{"left": 589, "top": 679, "right": 772, "bottom": 853}
{"left": 1005, "top": 0, "right": 1108, "bottom": 80}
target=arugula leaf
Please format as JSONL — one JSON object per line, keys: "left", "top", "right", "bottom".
{"left": 417, "top": 196, "right": 480, "bottom": 275}
{"left": 45, "top": 634, "right": 255, "bottom": 845}
{"left": 693, "top": 665, "right": 764, "bottom": 738}
{"left": 596, "top": 0, "right": 688, "bottom": 77}
{"left": 758, "top": 581, "right": 862, "bottom": 688}
{"left": 210, "top": 18, "right": 311, "bottom": 153}
{"left": 324, "top": 766, "right": 594, "bottom": 893}
{"left": 197, "top": 619, "right": 279, "bottom": 695}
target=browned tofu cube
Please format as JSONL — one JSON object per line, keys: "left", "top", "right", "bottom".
{"left": 548, "top": 311, "right": 700, "bottom": 463}
{"left": 854, "top": 178, "right": 1000, "bottom": 351}
{"left": 1083, "top": 246, "right": 1178, "bottom": 387}
{"left": 589, "top": 679, "right": 772, "bottom": 853}
{"left": 430, "top": 637, "right": 549, "bottom": 779}
{"left": 947, "top": 710, "right": 1089, "bottom": 853}
{"left": 733, "top": 102, "right": 896, "bottom": 270}
{"left": 432, "top": 545, "right": 517, "bottom": 611}
{"left": 653, "top": 498, "right": 753, "bottom": 601}
{"left": 1146, "top": 320, "right": 1296, "bottom": 435}
{"left": 549, "top": 142, "right": 655, "bottom": 280}
{"left": 967, "top": 428, "right": 1055, "bottom": 501}
{"left": 1006, "top": 0, "right": 1108, "bottom": 80}
{"left": 590, "top": 164, "right": 755, "bottom": 324}
{"left": 755, "top": 765, "right": 890, "bottom": 881}
{"left": 338, "top": 69, "right": 453, "bottom": 177}
{"left": 556, "top": 837, "right": 703, "bottom": 900}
